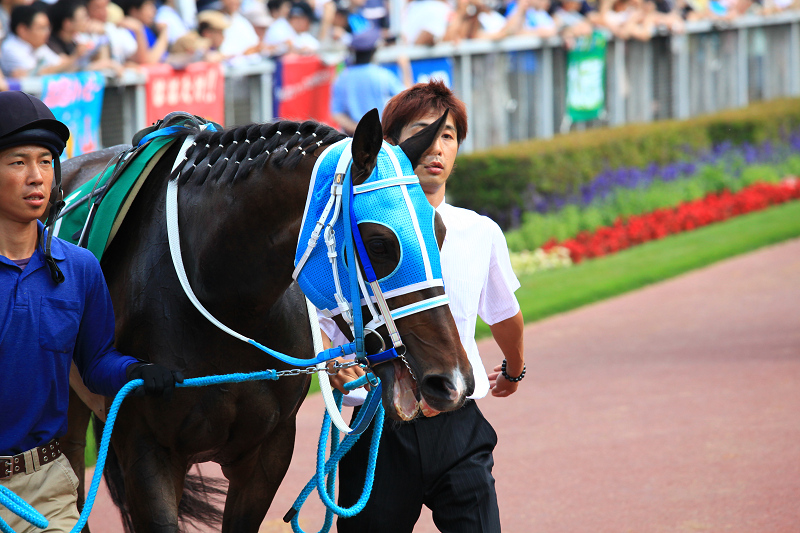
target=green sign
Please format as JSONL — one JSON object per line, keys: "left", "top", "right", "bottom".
{"left": 566, "top": 32, "right": 607, "bottom": 123}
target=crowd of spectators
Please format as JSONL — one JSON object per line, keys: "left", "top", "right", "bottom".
{"left": 0, "top": 0, "right": 796, "bottom": 94}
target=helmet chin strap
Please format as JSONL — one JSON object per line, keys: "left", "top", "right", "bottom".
{"left": 43, "top": 156, "right": 65, "bottom": 284}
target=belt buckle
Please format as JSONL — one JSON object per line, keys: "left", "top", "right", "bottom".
{"left": 0, "top": 456, "right": 13, "bottom": 479}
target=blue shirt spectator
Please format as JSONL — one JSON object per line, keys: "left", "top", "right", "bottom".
{"left": 330, "top": 28, "right": 406, "bottom": 135}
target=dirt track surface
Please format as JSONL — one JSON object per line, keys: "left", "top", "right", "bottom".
{"left": 87, "top": 238, "right": 800, "bottom": 532}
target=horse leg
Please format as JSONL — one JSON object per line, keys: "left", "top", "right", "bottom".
{"left": 114, "top": 425, "right": 186, "bottom": 533}
{"left": 64, "top": 387, "right": 93, "bottom": 533}
{"left": 220, "top": 420, "right": 297, "bottom": 533}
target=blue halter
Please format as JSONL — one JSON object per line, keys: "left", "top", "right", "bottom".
{"left": 293, "top": 139, "right": 450, "bottom": 364}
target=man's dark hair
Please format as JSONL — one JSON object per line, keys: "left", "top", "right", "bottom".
{"left": 353, "top": 48, "right": 375, "bottom": 65}
{"left": 116, "top": 0, "right": 150, "bottom": 16}
{"left": 266, "top": 0, "right": 290, "bottom": 13}
{"left": 382, "top": 80, "right": 469, "bottom": 146}
{"left": 48, "top": 0, "right": 86, "bottom": 34}
{"left": 10, "top": 2, "right": 48, "bottom": 35}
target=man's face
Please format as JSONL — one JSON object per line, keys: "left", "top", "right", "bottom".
{"left": 19, "top": 12, "right": 51, "bottom": 48}
{"left": 66, "top": 6, "right": 89, "bottom": 33}
{"left": 289, "top": 14, "right": 310, "bottom": 32}
{"left": 0, "top": 145, "right": 54, "bottom": 226}
{"left": 131, "top": 0, "right": 156, "bottom": 25}
{"left": 87, "top": 0, "right": 108, "bottom": 22}
{"left": 396, "top": 109, "right": 459, "bottom": 197}
{"left": 205, "top": 27, "right": 225, "bottom": 48}
{"left": 221, "top": 0, "right": 241, "bottom": 15}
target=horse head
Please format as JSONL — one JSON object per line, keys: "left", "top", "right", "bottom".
{"left": 295, "top": 109, "right": 474, "bottom": 421}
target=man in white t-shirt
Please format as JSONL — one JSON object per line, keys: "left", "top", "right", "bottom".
{"left": 85, "top": 0, "right": 141, "bottom": 65}
{"left": 1, "top": 3, "right": 80, "bottom": 78}
{"left": 262, "top": 0, "right": 318, "bottom": 55}
{"left": 217, "top": 0, "right": 259, "bottom": 57}
{"left": 320, "top": 80, "right": 525, "bottom": 532}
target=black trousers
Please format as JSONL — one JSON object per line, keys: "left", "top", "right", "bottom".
{"left": 337, "top": 400, "right": 500, "bottom": 533}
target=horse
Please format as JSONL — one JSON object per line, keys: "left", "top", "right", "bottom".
{"left": 60, "top": 110, "right": 475, "bottom": 532}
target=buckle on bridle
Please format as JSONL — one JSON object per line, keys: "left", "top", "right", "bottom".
{"left": 363, "top": 328, "right": 386, "bottom": 353}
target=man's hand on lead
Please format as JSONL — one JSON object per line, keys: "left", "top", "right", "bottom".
{"left": 126, "top": 362, "right": 184, "bottom": 400}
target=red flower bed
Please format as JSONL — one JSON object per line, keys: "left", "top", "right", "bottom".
{"left": 542, "top": 179, "right": 800, "bottom": 263}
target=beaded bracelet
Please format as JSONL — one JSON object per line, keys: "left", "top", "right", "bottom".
{"left": 501, "top": 359, "right": 526, "bottom": 382}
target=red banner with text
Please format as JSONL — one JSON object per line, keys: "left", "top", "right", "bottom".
{"left": 144, "top": 62, "right": 224, "bottom": 126}
{"left": 274, "top": 54, "right": 337, "bottom": 126}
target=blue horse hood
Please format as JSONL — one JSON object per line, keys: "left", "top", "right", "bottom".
{"left": 294, "top": 139, "right": 444, "bottom": 316}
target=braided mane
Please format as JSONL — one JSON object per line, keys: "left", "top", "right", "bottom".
{"left": 176, "top": 119, "right": 346, "bottom": 185}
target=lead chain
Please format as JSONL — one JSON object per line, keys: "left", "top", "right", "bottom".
{"left": 275, "top": 360, "right": 364, "bottom": 379}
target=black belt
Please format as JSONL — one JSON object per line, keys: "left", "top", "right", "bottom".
{"left": 0, "top": 439, "right": 62, "bottom": 480}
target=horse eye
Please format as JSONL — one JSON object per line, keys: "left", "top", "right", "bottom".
{"left": 368, "top": 241, "right": 387, "bottom": 255}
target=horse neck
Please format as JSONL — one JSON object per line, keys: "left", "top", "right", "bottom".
{"left": 179, "top": 160, "right": 313, "bottom": 315}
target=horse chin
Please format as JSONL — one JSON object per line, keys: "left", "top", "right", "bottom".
{"left": 377, "top": 360, "right": 441, "bottom": 421}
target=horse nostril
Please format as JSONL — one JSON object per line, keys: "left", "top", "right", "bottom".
{"left": 421, "top": 374, "right": 460, "bottom": 403}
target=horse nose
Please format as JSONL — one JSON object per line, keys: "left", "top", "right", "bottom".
{"left": 421, "top": 373, "right": 464, "bottom": 406}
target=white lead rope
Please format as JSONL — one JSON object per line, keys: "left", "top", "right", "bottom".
{"left": 306, "top": 297, "right": 356, "bottom": 434}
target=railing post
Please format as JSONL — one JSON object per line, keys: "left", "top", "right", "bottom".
{"left": 610, "top": 37, "right": 626, "bottom": 126}
{"left": 642, "top": 40, "right": 654, "bottom": 123}
{"left": 537, "top": 46, "right": 554, "bottom": 139}
{"left": 134, "top": 81, "right": 147, "bottom": 132}
{"left": 460, "top": 52, "right": 474, "bottom": 153}
{"left": 790, "top": 20, "right": 800, "bottom": 96}
{"left": 737, "top": 26, "right": 749, "bottom": 107}
{"left": 671, "top": 33, "right": 690, "bottom": 120}
{"left": 260, "top": 70, "right": 274, "bottom": 122}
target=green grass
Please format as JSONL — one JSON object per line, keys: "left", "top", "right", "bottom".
{"left": 477, "top": 200, "right": 800, "bottom": 338}
{"left": 85, "top": 419, "right": 97, "bottom": 467}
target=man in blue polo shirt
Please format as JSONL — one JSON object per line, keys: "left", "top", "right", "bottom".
{"left": 0, "top": 91, "right": 182, "bottom": 533}
{"left": 330, "top": 27, "right": 409, "bottom": 136}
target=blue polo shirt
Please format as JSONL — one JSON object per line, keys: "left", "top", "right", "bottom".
{"left": 330, "top": 63, "right": 405, "bottom": 125}
{"left": 0, "top": 223, "right": 137, "bottom": 455}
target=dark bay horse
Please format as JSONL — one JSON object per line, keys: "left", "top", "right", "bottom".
{"left": 60, "top": 110, "right": 474, "bottom": 532}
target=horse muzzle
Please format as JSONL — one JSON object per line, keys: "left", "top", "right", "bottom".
{"left": 373, "top": 356, "right": 473, "bottom": 421}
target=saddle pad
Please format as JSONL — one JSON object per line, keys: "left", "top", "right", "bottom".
{"left": 55, "top": 136, "right": 176, "bottom": 261}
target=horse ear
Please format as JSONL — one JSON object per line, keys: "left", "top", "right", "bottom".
{"left": 351, "top": 108, "right": 383, "bottom": 186}
{"left": 398, "top": 109, "right": 450, "bottom": 169}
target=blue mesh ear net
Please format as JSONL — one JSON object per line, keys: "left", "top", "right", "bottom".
{"left": 294, "top": 141, "right": 444, "bottom": 315}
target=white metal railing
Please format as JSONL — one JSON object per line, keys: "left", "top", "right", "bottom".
{"left": 16, "top": 11, "right": 800, "bottom": 153}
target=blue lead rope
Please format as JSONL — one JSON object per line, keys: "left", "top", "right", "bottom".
{"left": 0, "top": 486, "right": 47, "bottom": 533}
{"left": 0, "top": 370, "right": 279, "bottom": 533}
{"left": 286, "top": 376, "right": 384, "bottom": 533}
{"left": 0, "top": 369, "right": 382, "bottom": 533}
{"left": 72, "top": 371, "right": 281, "bottom": 533}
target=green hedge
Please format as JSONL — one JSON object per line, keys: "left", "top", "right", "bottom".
{"left": 448, "top": 98, "right": 800, "bottom": 227}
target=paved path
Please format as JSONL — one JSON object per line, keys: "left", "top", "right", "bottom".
{"left": 87, "top": 239, "right": 800, "bottom": 532}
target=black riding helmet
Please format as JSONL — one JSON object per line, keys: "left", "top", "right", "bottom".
{"left": 0, "top": 91, "right": 71, "bottom": 283}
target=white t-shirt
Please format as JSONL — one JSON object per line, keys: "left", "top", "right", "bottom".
{"left": 401, "top": 0, "right": 453, "bottom": 45}
{"left": 156, "top": 5, "right": 189, "bottom": 44}
{"left": 220, "top": 11, "right": 260, "bottom": 56}
{"left": 263, "top": 17, "right": 319, "bottom": 54}
{"left": 319, "top": 200, "right": 521, "bottom": 405}
{"left": 95, "top": 22, "right": 138, "bottom": 64}
{"left": 0, "top": 35, "right": 61, "bottom": 76}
